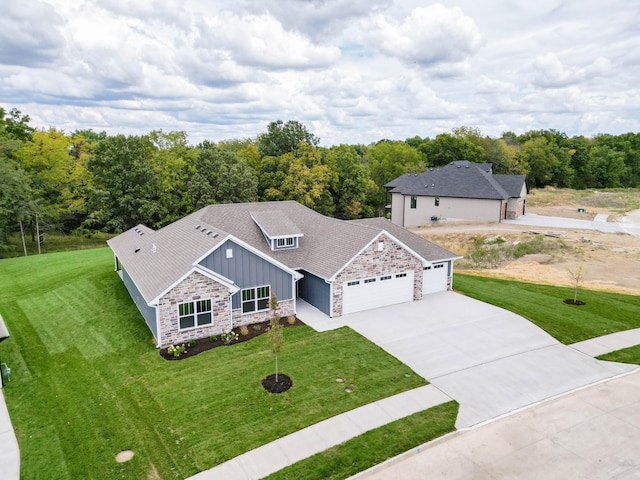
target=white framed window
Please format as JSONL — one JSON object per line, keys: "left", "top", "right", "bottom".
{"left": 178, "top": 299, "right": 212, "bottom": 330}
{"left": 347, "top": 280, "right": 360, "bottom": 286}
{"left": 275, "top": 237, "right": 296, "bottom": 249}
{"left": 364, "top": 278, "right": 376, "bottom": 284}
{"left": 380, "top": 275, "right": 392, "bottom": 281}
{"left": 241, "top": 285, "right": 270, "bottom": 314}
{"left": 226, "top": 248, "right": 233, "bottom": 259}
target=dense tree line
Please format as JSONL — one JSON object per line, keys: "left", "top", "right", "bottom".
{"left": 2, "top": 108, "right": 640, "bottom": 255}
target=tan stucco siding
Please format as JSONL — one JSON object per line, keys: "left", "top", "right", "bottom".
{"left": 401, "top": 195, "right": 503, "bottom": 226}
{"left": 506, "top": 184, "right": 527, "bottom": 219}
{"left": 390, "top": 193, "right": 405, "bottom": 226}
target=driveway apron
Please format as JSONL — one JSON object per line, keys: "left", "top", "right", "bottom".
{"left": 342, "top": 292, "right": 635, "bottom": 428}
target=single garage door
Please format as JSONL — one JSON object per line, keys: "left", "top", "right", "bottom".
{"left": 342, "top": 271, "right": 414, "bottom": 315}
{"left": 422, "top": 262, "right": 448, "bottom": 295}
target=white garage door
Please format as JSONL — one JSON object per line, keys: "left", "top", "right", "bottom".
{"left": 342, "top": 271, "right": 414, "bottom": 315}
{"left": 422, "top": 263, "right": 448, "bottom": 295}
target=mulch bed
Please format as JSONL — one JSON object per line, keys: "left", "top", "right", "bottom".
{"left": 261, "top": 373, "right": 293, "bottom": 393}
{"left": 563, "top": 299, "right": 586, "bottom": 305}
{"left": 159, "top": 317, "right": 306, "bottom": 360}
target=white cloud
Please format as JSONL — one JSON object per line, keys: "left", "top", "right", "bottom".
{"left": 365, "top": 5, "right": 483, "bottom": 69}
{"left": 1, "top": 0, "right": 638, "bottom": 144}
{"left": 0, "top": 0, "right": 65, "bottom": 66}
{"left": 196, "top": 12, "right": 341, "bottom": 70}
{"left": 531, "top": 53, "right": 613, "bottom": 88}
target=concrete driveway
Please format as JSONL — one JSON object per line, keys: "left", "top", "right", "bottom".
{"left": 341, "top": 292, "right": 635, "bottom": 428}
{"left": 502, "top": 211, "right": 640, "bottom": 236}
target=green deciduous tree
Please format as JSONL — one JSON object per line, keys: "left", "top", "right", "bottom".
{"left": 257, "top": 120, "right": 319, "bottom": 158}
{"left": 366, "top": 141, "right": 426, "bottom": 214}
{"left": 187, "top": 141, "right": 258, "bottom": 209}
{"left": 148, "top": 130, "right": 198, "bottom": 224}
{"left": 86, "top": 134, "right": 164, "bottom": 232}
{"left": 325, "top": 145, "right": 371, "bottom": 219}
{"left": 269, "top": 143, "right": 336, "bottom": 215}
{"left": 421, "top": 133, "right": 485, "bottom": 167}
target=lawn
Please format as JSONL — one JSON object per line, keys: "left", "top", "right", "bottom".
{"left": 598, "top": 345, "right": 640, "bottom": 365}
{"left": 0, "top": 248, "right": 428, "bottom": 479}
{"left": 454, "top": 274, "right": 640, "bottom": 344}
{"left": 265, "top": 401, "right": 458, "bottom": 480}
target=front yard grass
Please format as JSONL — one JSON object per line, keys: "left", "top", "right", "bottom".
{"left": 0, "top": 248, "right": 427, "bottom": 479}
{"left": 265, "top": 401, "right": 458, "bottom": 480}
{"left": 454, "top": 274, "right": 640, "bottom": 344}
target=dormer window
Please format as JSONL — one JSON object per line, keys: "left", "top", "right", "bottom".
{"left": 250, "top": 210, "right": 304, "bottom": 251}
{"left": 276, "top": 237, "right": 297, "bottom": 249}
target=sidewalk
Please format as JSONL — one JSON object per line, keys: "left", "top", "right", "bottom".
{"left": 571, "top": 328, "right": 640, "bottom": 357}
{"left": 187, "top": 385, "right": 452, "bottom": 480}
{"left": 0, "top": 388, "right": 20, "bottom": 480}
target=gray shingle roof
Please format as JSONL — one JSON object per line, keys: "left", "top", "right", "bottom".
{"left": 250, "top": 210, "right": 303, "bottom": 238}
{"left": 493, "top": 174, "right": 527, "bottom": 197}
{"left": 108, "top": 201, "right": 459, "bottom": 305}
{"left": 351, "top": 217, "right": 461, "bottom": 262}
{"left": 385, "top": 161, "right": 524, "bottom": 200}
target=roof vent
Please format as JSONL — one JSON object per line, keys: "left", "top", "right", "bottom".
{"left": 195, "top": 225, "right": 201, "bottom": 229}
{"left": 134, "top": 248, "right": 141, "bottom": 253}
{"left": 151, "top": 243, "right": 157, "bottom": 254}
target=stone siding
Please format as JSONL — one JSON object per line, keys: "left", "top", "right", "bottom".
{"left": 231, "top": 298, "right": 295, "bottom": 327}
{"left": 157, "top": 271, "right": 232, "bottom": 347}
{"left": 332, "top": 234, "right": 423, "bottom": 317}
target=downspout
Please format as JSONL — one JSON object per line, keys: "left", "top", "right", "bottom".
{"left": 228, "top": 291, "right": 234, "bottom": 331}
{"left": 155, "top": 306, "right": 162, "bottom": 348}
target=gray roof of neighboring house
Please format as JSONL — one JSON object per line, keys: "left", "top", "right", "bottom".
{"left": 493, "top": 174, "right": 528, "bottom": 197}
{"left": 108, "top": 201, "right": 459, "bottom": 305}
{"left": 385, "top": 161, "right": 525, "bottom": 200}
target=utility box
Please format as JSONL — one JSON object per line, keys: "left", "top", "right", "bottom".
{"left": 0, "top": 314, "right": 9, "bottom": 388}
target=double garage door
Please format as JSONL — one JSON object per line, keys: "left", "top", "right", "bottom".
{"left": 342, "top": 271, "right": 414, "bottom": 315}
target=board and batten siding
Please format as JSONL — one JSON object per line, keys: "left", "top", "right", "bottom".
{"left": 198, "top": 239, "right": 293, "bottom": 309}
{"left": 297, "top": 270, "right": 331, "bottom": 316}
{"left": 122, "top": 267, "right": 158, "bottom": 340}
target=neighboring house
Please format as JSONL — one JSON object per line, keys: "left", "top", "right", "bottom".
{"left": 386, "top": 161, "right": 527, "bottom": 227}
{"left": 107, "top": 201, "right": 460, "bottom": 347}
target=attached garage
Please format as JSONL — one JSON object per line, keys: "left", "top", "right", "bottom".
{"left": 342, "top": 271, "right": 414, "bottom": 315}
{"left": 422, "top": 262, "right": 448, "bottom": 295}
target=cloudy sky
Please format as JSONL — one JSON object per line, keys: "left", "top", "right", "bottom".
{"left": 1, "top": 0, "right": 639, "bottom": 145}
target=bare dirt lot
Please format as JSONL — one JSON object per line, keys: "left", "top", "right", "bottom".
{"left": 411, "top": 189, "right": 640, "bottom": 295}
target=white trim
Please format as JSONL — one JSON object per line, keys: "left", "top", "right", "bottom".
{"left": 328, "top": 230, "right": 431, "bottom": 282}
{"left": 177, "top": 298, "right": 214, "bottom": 331}
{"left": 149, "top": 264, "right": 239, "bottom": 306}
{"left": 240, "top": 284, "right": 271, "bottom": 314}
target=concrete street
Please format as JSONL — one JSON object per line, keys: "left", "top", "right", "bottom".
{"left": 358, "top": 369, "right": 640, "bottom": 480}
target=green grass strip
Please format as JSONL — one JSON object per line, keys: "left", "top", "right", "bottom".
{"left": 265, "top": 401, "right": 458, "bottom": 480}
{"left": 454, "top": 274, "right": 640, "bottom": 344}
{"left": 598, "top": 345, "right": 640, "bottom": 364}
